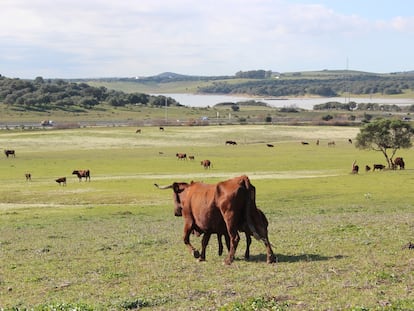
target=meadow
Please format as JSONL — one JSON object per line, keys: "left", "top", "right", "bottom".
{"left": 0, "top": 124, "right": 413, "bottom": 310}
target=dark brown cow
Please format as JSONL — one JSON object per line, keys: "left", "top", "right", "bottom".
{"left": 188, "top": 155, "right": 195, "bottom": 160}
{"left": 176, "top": 153, "right": 187, "bottom": 160}
{"left": 214, "top": 208, "right": 269, "bottom": 261}
{"left": 201, "top": 159, "right": 211, "bottom": 169}
{"left": 72, "top": 169, "right": 90, "bottom": 181}
{"left": 4, "top": 150, "right": 15, "bottom": 158}
{"left": 266, "top": 144, "right": 274, "bottom": 148}
{"left": 373, "top": 164, "right": 385, "bottom": 171}
{"left": 225, "top": 140, "right": 237, "bottom": 145}
{"left": 351, "top": 161, "right": 359, "bottom": 174}
{"left": 55, "top": 177, "right": 66, "bottom": 186}
{"left": 392, "top": 157, "right": 405, "bottom": 170}
{"left": 155, "top": 175, "right": 275, "bottom": 264}
{"left": 25, "top": 173, "right": 31, "bottom": 181}
{"left": 135, "top": 129, "right": 141, "bottom": 133}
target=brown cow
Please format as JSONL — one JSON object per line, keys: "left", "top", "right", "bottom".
{"left": 135, "top": 129, "right": 141, "bottom": 134}
{"left": 55, "top": 177, "right": 66, "bottom": 186}
{"left": 201, "top": 159, "right": 211, "bottom": 169}
{"left": 72, "top": 169, "right": 90, "bottom": 181}
{"left": 392, "top": 157, "right": 405, "bottom": 170}
{"left": 155, "top": 175, "right": 275, "bottom": 264}
{"left": 176, "top": 153, "right": 187, "bottom": 160}
{"left": 4, "top": 150, "right": 15, "bottom": 158}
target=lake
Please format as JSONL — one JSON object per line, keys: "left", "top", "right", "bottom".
{"left": 156, "top": 93, "right": 414, "bottom": 110}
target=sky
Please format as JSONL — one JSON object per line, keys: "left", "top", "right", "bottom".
{"left": 1, "top": 0, "right": 414, "bottom": 79}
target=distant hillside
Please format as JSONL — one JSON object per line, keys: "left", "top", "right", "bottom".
{"left": 0, "top": 75, "right": 181, "bottom": 113}
{"left": 80, "top": 69, "right": 414, "bottom": 98}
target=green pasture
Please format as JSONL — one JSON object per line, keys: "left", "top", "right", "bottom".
{"left": 0, "top": 125, "right": 413, "bottom": 310}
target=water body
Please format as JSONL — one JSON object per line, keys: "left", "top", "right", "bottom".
{"left": 156, "top": 93, "right": 414, "bottom": 110}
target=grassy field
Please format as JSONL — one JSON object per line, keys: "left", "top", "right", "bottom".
{"left": 0, "top": 125, "right": 413, "bottom": 310}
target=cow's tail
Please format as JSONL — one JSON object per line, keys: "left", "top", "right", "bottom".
{"left": 242, "top": 176, "right": 261, "bottom": 241}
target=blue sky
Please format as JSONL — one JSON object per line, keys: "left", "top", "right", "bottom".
{"left": 1, "top": 0, "right": 414, "bottom": 79}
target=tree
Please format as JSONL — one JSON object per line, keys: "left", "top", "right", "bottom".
{"left": 355, "top": 119, "right": 414, "bottom": 168}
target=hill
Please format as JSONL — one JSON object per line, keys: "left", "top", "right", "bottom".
{"left": 81, "top": 69, "right": 414, "bottom": 98}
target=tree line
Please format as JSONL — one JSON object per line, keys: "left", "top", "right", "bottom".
{"left": 0, "top": 75, "right": 180, "bottom": 112}
{"left": 198, "top": 74, "right": 414, "bottom": 98}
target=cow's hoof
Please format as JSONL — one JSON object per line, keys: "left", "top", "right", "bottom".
{"left": 267, "top": 255, "right": 276, "bottom": 264}
{"left": 224, "top": 258, "right": 233, "bottom": 265}
{"left": 193, "top": 250, "right": 200, "bottom": 258}
{"left": 198, "top": 257, "right": 206, "bottom": 262}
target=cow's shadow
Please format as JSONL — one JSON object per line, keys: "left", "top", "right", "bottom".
{"left": 242, "top": 253, "right": 345, "bottom": 263}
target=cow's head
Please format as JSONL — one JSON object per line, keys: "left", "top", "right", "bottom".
{"left": 154, "top": 182, "right": 189, "bottom": 217}
{"left": 172, "top": 182, "right": 189, "bottom": 216}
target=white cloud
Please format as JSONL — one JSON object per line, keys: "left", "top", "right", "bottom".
{"left": 1, "top": 0, "right": 414, "bottom": 78}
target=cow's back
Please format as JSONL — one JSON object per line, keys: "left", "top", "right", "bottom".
{"left": 185, "top": 183, "right": 225, "bottom": 233}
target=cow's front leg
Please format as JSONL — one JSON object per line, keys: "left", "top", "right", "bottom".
{"left": 264, "top": 239, "right": 276, "bottom": 263}
{"left": 183, "top": 223, "right": 200, "bottom": 258}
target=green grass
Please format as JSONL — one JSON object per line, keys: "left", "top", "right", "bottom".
{"left": 0, "top": 125, "right": 413, "bottom": 310}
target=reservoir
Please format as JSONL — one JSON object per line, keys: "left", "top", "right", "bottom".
{"left": 157, "top": 93, "right": 414, "bottom": 110}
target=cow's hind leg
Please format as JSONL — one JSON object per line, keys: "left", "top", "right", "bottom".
{"left": 244, "top": 233, "right": 252, "bottom": 260}
{"left": 224, "top": 228, "right": 240, "bottom": 265}
{"left": 199, "top": 233, "right": 211, "bottom": 261}
{"left": 183, "top": 223, "right": 200, "bottom": 259}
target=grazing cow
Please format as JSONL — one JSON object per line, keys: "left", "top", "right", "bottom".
{"left": 266, "top": 144, "right": 274, "bottom": 148}
{"left": 352, "top": 161, "right": 359, "bottom": 174}
{"left": 159, "top": 127, "right": 164, "bottom": 131}
{"left": 176, "top": 153, "right": 187, "bottom": 160}
{"left": 154, "top": 175, "right": 275, "bottom": 264}
{"left": 72, "top": 169, "right": 90, "bottom": 181}
{"left": 25, "top": 173, "right": 31, "bottom": 181}
{"left": 225, "top": 140, "right": 237, "bottom": 145}
{"left": 201, "top": 159, "right": 211, "bottom": 169}
{"left": 215, "top": 208, "right": 270, "bottom": 261}
{"left": 4, "top": 150, "right": 15, "bottom": 158}
{"left": 373, "top": 164, "right": 385, "bottom": 171}
{"left": 301, "top": 141, "right": 309, "bottom": 145}
{"left": 188, "top": 155, "right": 195, "bottom": 160}
{"left": 328, "top": 141, "right": 335, "bottom": 147}
{"left": 348, "top": 139, "right": 353, "bottom": 144}
{"left": 392, "top": 157, "right": 405, "bottom": 170}
{"left": 55, "top": 177, "right": 66, "bottom": 186}
{"left": 365, "top": 165, "right": 371, "bottom": 172}
{"left": 135, "top": 129, "right": 141, "bottom": 133}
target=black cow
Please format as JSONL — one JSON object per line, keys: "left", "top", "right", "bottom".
{"left": 55, "top": 177, "right": 66, "bottom": 186}
{"left": 373, "top": 164, "right": 385, "bottom": 171}
{"left": 72, "top": 169, "right": 90, "bottom": 181}
{"left": 225, "top": 140, "right": 237, "bottom": 145}
{"left": 4, "top": 150, "right": 15, "bottom": 158}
